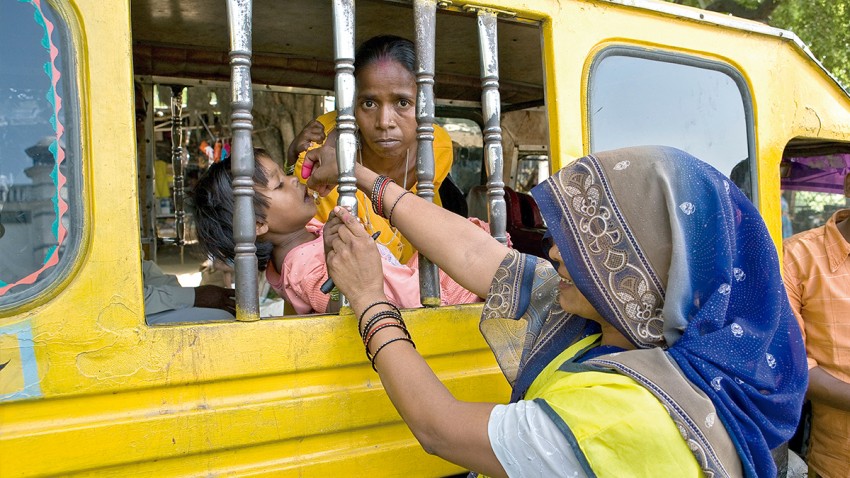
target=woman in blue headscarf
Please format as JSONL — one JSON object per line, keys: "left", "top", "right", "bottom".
{"left": 322, "top": 146, "right": 807, "bottom": 477}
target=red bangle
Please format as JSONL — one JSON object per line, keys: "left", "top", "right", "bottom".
{"left": 376, "top": 178, "right": 392, "bottom": 216}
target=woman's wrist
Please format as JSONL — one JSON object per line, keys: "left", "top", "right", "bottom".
{"left": 349, "top": 292, "right": 389, "bottom": 320}
{"left": 354, "top": 163, "right": 380, "bottom": 193}
{"left": 353, "top": 299, "right": 414, "bottom": 370}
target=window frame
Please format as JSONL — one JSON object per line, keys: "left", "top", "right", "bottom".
{"left": 0, "top": 0, "right": 85, "bottom": 312}
{"left": 587, "top": 45, "right": 758, "bottom": 206}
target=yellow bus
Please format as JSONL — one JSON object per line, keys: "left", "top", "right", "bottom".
{"left": 1, "top": 0, "right": 848, "bottom": 476}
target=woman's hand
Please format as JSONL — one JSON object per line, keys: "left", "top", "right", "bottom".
{"left": 302, "top": 128, "right": 343, "bottom": 196}
{"left": 303, "top": 142, "right": 340, "bottom": 196}
{"left": 287, "top": 119, "right": 325, "bottom": 166}
{"left": 324, "top": 206, "right": 385, "bottom": 308}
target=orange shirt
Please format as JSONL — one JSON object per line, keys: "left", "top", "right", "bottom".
{"left": 783, "top": 209, "right": 850, "bottom": 478}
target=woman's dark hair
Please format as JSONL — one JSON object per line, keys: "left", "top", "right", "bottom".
{"left": 190, "top": 148, "right": 275, "bottom": 271}
{"left": 354, "top": 35, "right": 416, "bottom": 76}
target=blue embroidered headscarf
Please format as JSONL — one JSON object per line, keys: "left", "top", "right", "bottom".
{"left": 527, "top": 146, "right": 807, "bottom": 477}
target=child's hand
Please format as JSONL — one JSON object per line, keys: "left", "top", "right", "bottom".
{"left": 324, "top": 207, "right": 385, "bottom": 307}
{"left": 287, "top": 119, "right": 325, "bottom": 166}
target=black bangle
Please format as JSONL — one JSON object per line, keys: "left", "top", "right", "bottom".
{"left": 370, "top": 175, "right": 393, "bottom": 216}
{"left": 386, "top": 191, "right": 412, "bottom": 225}
{"left": 364, "top": 322, "right": 409, "bottom": 359}
{"left": 358, "top": 300, "right": 398, "bottom": 324}
{"left": 360, "top": 309, "right": 403, "bottom": 341}
{"left": 371, "top": 337, "right": 416, "bottom": 371}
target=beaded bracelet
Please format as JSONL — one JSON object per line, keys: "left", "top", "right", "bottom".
{"left": 364, "top": 322, "right": 409, "bottom": 358}
{"left": 386, "top": 191, "right": 412, "bottom": 226}
{"left": 371, "top": 336, "right": 416, "bottom": 371}
{"left": 360, "top": 309, "right": 403, "bottom": 341}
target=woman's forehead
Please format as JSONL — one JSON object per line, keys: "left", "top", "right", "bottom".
{"left": 356, "top": 60, "right": 415, "bottom": 93}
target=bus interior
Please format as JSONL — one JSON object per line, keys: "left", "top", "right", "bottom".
{"left": 130, "top": 0, "right": 551, "bottom": 318}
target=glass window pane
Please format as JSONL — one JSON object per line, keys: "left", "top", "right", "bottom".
{"left": 0, "top": 0, "right": 82, "bottom": 308}
{"left": 589, "top": 48, "right": 754, "bottom": 200}
{"left": 438, "top": 117, "right": 483, "bottom": 196}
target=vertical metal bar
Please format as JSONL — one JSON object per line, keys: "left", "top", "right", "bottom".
{"left": 142, "top": 82, "right": 157, "bottom": 261}
{"left": 413, "top": 0, "right": 441, "bottom": 307}
{"left": 227, "top": 0, "right": 260, "bottom": 321}
{"left": 475, "top": 10, "right": 507, "bottom": 244}
{"left": 332, "top": 0, "right": 358, "bottom": 214}
{"left": 169, "top": 86, "right": 186, "bottom": 247}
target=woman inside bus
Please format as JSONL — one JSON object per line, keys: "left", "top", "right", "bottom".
{"left": 319, "top": 146, "right": 807, "bottom": 477}
{"left": 290, "top": 35, "right": 460, "bottom": 263}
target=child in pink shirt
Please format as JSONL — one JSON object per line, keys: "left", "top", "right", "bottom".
{"left": 192, "top": 148, "right": 485, "bottom": 314}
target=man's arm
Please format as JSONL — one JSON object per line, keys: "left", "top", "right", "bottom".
{"left": 808, "top": 367, "right": 850, "bottom": 412}
{"left": 142, "top": 260, "right": 195, "bottom": 314}
{"left": 782, "top": 244, "right": 850, "bottom": 411}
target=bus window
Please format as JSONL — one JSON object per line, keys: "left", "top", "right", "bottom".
{"left": 588, "top": 46, "right": 755, "bottom": 203}
{"left": 440, "top": 117, "right": 484, "bottom": 196}
{"left": 780, "top": 140, "right": 850, "bottom": 236}
{"left": 514, "top": 151, "right": 549, "bottom": 194}
{"left": 0, "top": 0, "right": 82, "bottom": 309}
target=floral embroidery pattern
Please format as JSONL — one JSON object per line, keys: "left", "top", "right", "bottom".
{"left": 711, "top": 377, "right": 723, "bottom": 391}
{"left": 733, "top": 268, "right": 746, "bottom": 282}
{"left": 554, "top": 160, "right": 665, "bottom": 347}
{"left": 766, "top": 353, "right": 776, "bottom": 369}
{"left": 731, "top": 323, "right": 744, "bottom": 338}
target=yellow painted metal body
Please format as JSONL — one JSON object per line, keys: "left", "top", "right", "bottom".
{"left": 1, "top": 0, "right": 849, "bottom": 476}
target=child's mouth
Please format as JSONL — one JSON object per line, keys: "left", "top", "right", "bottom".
{"left": 306, "top": 187, "right": 319, "bottom": 204}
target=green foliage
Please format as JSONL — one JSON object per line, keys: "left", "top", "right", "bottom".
{"left": 771, "top": 0, "right": 850, "bottom": 89}
{"left": 664, "top": 0, "right": 850, "bottom": 89}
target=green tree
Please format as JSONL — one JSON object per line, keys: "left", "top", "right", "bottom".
{"left": 664, "top": 0, "right": 850, "bottom": 89}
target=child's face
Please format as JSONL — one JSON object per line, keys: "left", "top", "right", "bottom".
{"left": 256, "top": 155, "right": 317, "bottom": 235}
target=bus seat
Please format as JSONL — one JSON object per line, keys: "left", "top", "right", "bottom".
{"left": 517, "top": 190, "right": 544, "bottom": 229}
{"left": 466, "top": 184, "right": 489, "bottom": 221}
{"left": 504, "top": 186, "right": 547, "bottom": 258}
{"left": 438, "top": 174, "right": 468, "bottom": 218}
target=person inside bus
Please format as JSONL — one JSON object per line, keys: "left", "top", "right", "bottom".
{"left": 318, "top": 145, "right": 807, "bottom": 477}
{"left": 142, "top": 260, "right": 235, "bottom": 325}
{"left": 191, "top": 148, "right": 487, "bottom": 315}
{"left": 783, "top": 201, "right": 850, "bottom": 478}
{"left": 288, "top": 35, "right": 464, "bottom": 264}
